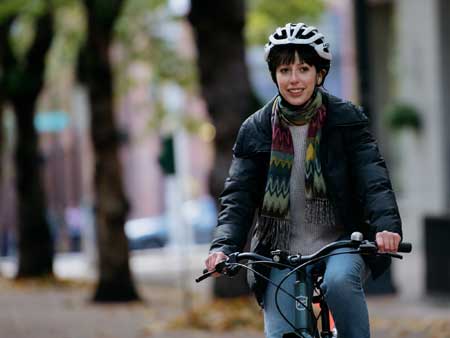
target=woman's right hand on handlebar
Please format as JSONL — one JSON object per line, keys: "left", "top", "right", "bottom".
{"left": 205, "top": 251, "right": 228, "bottom": 277}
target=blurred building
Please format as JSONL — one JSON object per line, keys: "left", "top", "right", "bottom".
{"left": 356, "top": 0, "right": 450, "bottom": 297}
{"left": 355, "top": 0, "right": 449, "bottom": 246}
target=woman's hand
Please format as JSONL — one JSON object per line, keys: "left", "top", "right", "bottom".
{"left": 376, "top": 230, "right": 401, "bottom": 253}
{"left": 205, "top": 251, "right": 228, "bottom": 277}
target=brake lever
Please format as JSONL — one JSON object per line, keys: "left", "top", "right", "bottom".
{"left": 222, "top": 252, "right": 241, "bottom": 277}
{"left": 380, "top": 252, "right": 403, "bottom": 259}
{"left": 359, "top": 242, "right": 378, "bottom": 253}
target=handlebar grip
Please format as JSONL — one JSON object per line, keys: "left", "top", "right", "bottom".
{"left": 195, "top": 269, "right": 214, "bottom": 283}
{"left": 398, "top": 242, "right": 412, "bottom": 253}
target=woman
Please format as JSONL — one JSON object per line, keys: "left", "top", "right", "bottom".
{"left": 205, "top": 22, "right": 402, "bottom": 338}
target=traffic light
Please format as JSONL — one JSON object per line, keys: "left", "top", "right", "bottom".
{"left": 158, "top": 135, "right": 176, "bottom": 175}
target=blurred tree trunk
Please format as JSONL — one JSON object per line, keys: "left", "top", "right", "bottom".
{"left": 0, "top": 11, "right": 54, "bottom": 277}
{"left": 0, "top": 84, "right": 3, "bottom": 187}
{"left": 78, "top": 0, "right": 139, "bottom": 302}
{"left": 188, "top": 0, "right": 259, "bottom": 297}
{"left": 0, "top": 73, "right": 4, "bottom": 263}
{"left": 188, "top": 0, "right": 259, "bottom": 201}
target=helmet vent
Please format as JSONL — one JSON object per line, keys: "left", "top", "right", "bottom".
{"left": 264, "top": 22, "right": 332, "bottom": 62}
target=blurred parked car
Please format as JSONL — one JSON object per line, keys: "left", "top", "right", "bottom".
{"left": 125, "top": 215, "right": 169, "bottom": 250}
{"left": 181, "top": 195, "right": 217, "bottom": 244}
{"left": 125, "top": 196, "right": 217, "bottom": 251}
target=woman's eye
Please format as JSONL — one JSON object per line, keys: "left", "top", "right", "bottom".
{"left": 279, "top": 68, "right": 289, "bottom": 73}
{"left": 300, "top": 66, "right": 310, "bottom": 72}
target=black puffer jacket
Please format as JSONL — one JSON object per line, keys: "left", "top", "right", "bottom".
{"left": 210, "top": 90, "right": 402, "bottom": 305}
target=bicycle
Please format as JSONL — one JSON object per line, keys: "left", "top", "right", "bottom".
{"left": 196, "top": 232, "right": 412, "bottom": 338}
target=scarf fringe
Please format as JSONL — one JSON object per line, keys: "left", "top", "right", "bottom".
{"left": 257, "top": 199, "right": 336, "bottom": 252}
{"left": 256, "top": 215, "right": 291, "bottom": 251}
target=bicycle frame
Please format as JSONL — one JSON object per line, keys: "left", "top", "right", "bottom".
{"left": 291, "top": 268, "right": 315, "bottom": 338}
{"left": 282, "top": 267, "right": 334, "bottom": 338}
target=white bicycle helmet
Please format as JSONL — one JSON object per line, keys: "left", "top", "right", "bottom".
{"left": 264, "top": 22, "right": 332, "bottom": 62}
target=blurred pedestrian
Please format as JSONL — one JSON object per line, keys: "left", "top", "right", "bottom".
{"left": 204, "top": 22, "right": 402, "bottom": 338}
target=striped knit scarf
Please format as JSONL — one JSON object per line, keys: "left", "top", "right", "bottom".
{"left": 257, "top": 90, "right": 328, "bottom": 250}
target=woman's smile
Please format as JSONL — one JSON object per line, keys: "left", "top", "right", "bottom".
{"left": 288, "top": 88, "right": 304, "bottom": 95}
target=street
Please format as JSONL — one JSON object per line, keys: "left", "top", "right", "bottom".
{"left": 1, "top": 245, "right": 449, "bottom": 338}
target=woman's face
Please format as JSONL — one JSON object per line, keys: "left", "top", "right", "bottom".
{"left": 275, "top": 52, "right": 321, "bottom": 106}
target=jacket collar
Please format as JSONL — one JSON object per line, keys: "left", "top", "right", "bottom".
{"left": 321, "top": 90, "right": 368, "bottom": 129}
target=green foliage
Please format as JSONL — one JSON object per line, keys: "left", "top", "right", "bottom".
{"left": 246, "top": 0, "right": 325, "bottom": 45}
{"left": 115, "top": 0, "right": 196, "bottom": 90}
{"left": 46, "top": 2, "right": 85, "bottom": 79}
{"left": 0, "top": 0, "right": 80, "bottom": 75}
{"left": 119, "top": 0, "right": 165, "bottom": 15}
{"left": 0, "top": 0, "right": 58, "bottom": 100}
{"left": 9, "top": 14, "right": 37, "bottom": 63}
{"left": 0, "top": 0, "right": 36, "bottom": 21}
{"left": 114, "top": 0, "right": 199, "bottom": 137}
{"left": 40, "top": 2, "right": 85, "bottom": 110}
{"left": 1, "top": 0, "right": 50, "bottom": 63}
{"left": 384, "top": 102, "right": 422, "bottom": 132}
{"left": 0, "top": 0, "right": 74, "bottom": 21}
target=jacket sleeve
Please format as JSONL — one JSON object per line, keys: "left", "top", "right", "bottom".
{"left": 209, "top": 121, "right": 268, "bottom": 255}
{"left": 344, "top": 120, "right": 402, "bottom": 238}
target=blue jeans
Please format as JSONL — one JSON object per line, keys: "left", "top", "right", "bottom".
{"left": 263, "top": 248, "right": 370, "bottom": 338}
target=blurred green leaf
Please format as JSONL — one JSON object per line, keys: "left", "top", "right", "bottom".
{"left": 0, "top": 0, "right": 73, "bottom": 21}
{"left": 246, "top": 0, "right": 325, "bottom": 45}
{"left": 46, "top": 2, "right": 85, "bottom": 83}
{"left": 1, "top": 0, "right": 79, "bottom": 67}
{"left": 115, "top": 0, "right": 196, "bottom": 89}
{"left": 0, "top": 0, "right": 27, "bottom": 21}
{"left": 384, "top": 102, "right": 422, "bottom": 132}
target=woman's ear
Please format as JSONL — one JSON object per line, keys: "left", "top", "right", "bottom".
{"left": 317, "top": 70, "right": 326, "bottom": 86}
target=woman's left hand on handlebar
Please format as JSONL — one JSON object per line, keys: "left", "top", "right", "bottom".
{"left": 376, "top": 230, "right": 401, "bottom": 253}
{"left": 205, "top": 251, "right": 228, "bottom": 277}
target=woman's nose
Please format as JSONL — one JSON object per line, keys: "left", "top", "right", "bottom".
{"left": 290, "top": 70, "right": 300, "bottom": 83}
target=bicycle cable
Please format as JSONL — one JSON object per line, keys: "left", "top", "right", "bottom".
{"left": 226, "top": 262, "right": 297, "bottom": 302}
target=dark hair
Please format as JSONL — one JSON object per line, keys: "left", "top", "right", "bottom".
{"left": 267, "top": 44, "right": 331, "bottom": 84}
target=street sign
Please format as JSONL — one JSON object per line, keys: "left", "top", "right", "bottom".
{"left": 34, "top": 111, "right": 70, "bottom": 133}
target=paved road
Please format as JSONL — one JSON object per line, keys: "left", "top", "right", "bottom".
{"left": 1, "top": 276, "right": 449, "bottom": 338}
{"left": 1, "top": 245, "right": 449, "bottom": 338}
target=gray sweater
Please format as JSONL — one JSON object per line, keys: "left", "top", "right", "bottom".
{"left": 288, "top": 125, "right": 344, "bottom": 255}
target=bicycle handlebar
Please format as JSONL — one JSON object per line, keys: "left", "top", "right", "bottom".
{"left": 196, "top": 232, "right": 412, "bottom": 283}
{"left": 398, "top": 242, "right": 412, "bottom": 253}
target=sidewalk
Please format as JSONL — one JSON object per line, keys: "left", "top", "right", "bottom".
{"left": 1, "top": 246, "right": 449, "bottom": 338}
